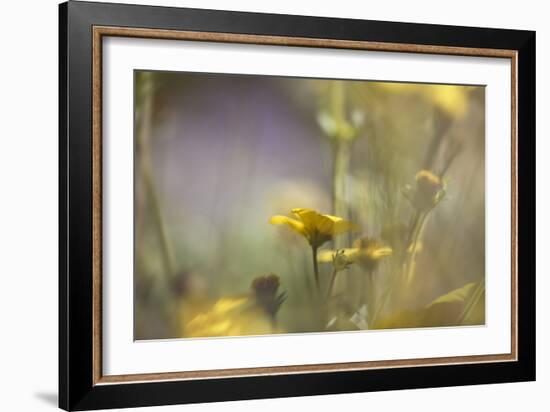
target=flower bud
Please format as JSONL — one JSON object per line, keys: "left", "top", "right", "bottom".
{"left": 251, "top": 274, "right": 286, "bottom": 319}
{"left": 407, "top": 170, "right": 446, "bottom": 211}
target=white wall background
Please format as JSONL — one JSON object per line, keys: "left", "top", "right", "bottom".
{"left": 0, "top": 0, "right": 546, "bottom": 411}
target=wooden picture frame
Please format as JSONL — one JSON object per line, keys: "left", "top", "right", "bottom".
{"left": 59, "top": 1, "right": 535, "bottom": 410}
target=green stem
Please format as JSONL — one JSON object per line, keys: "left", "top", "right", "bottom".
{"left": 137, "top": 73, "right": 179, "bottom": 335}
{"left": 137, "top": 73, "right": 176, "bottom": 280}
{"left": 405, "top": 211, "right": 421, "bottom": 251}
{"left": 312, "top": 246, "right": 320, "bottom": 291}
{"left": 141, "top": 162, "right": 176, "bottom": 277}
{"left": 328, "top": 81, "right": 354, "bottom": 297}
{"left": 327, "top": 268, "right": 338, "bottom": 298}
{"left": 333, "top": 142, "right": 351, "bottom": 234}
{"left": 370, "top": 278, "right": 391, "bottom": 327}
{"left": 365, "top": 270, "right": 375, "bottom": 326}
{"left": 330, "top": 81, "right": 351, "bottom": 244}
{"left": 370, "top": 211, "right": 430, "bottom": 326}
{"left": 404, "top": 211, "right": 429, "bottom": 285}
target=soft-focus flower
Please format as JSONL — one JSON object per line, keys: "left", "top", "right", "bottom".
{"left": 322, "top": 249, "right": 355, "bottom": 298}
{"left": 425, "top": 85, "right": 470, "bottom": 118}
{"left": 375, "top": 83, "right": 472, "bottom": 118}
{"left": 318, "top": 248, "right": 359, "bottom": 266}
{"left": 251, "top": 274, "right": 286, "bottom": 320}
{"left": 269, "top": 208, "right": 358, "bottom": 249}
{"left": 184, "top": 296, "right": 278, "bottom": 337}
{"left": 404, "top": 170, "right": 446, "bottom": 211}
{"left": 319, "top": 237, "right": 392, "bottom": 272}
{"left": 354, "top": 237, "right": 393, "bottom": 271}
{"left": 182, "top": 275, "right": 287, "bottom": 338}
{"left": 331, "top": 249, "right": 354, "bottom": 272}
{"left": 317, "top": 111, "right": 360, "bottom": 142}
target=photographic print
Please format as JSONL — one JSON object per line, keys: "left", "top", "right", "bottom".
{"left": 60, "top": 5, "right": 533, "bottom": 408}
{"left": 134, "top": 70, "right": 485, "bottom": 340}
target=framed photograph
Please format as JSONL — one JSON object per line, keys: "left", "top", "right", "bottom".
{"left": 59, "top": 1, "right": 535, "bottom": 410}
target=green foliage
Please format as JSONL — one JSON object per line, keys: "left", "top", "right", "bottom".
{"left": 373, "top": 280, "right": 485, "bottom": 329}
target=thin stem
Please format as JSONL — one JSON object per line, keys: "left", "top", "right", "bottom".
{"left": 311, "top": 246, "right": 320, "bottom": 291}
{"left": 405, "top": 211, "right": 421, "bottom": 252}
{"left": 404, "top": 211, "right": 429, "bottom": 286}
{"left": 330, "top": 81, "right": 350, "bottom": 244}
{"left": 370, "top": 278, "right": 391, "bottom": 327}
{"left": 137, "top": 74, "right": 176, "bottom": 279}
{"left": 365, "top": 270, "right": 375, "bottom": 326}
{"left": 141, "top": 162, "right": 176, "bottom": 277}
{"left": 370, "top": 210, "right": 430, "bottom": 326}
{"left": 327, "top": 268, "right": 338, "bottom": 298}
{"left": 333, "top": 141, "right": 351, "bottom": 242}
{"left": 328, "top": 81, "right": 355, "bottom": 297}
{"left": 137, "top": 73, "right": 178, "bottom": 335}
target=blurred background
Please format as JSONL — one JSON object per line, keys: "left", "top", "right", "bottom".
{"left": 134, "top": 70, "right": 485, "bottom": 340}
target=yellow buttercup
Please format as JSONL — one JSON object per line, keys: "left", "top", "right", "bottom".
{"left": 270, "top": 208, "right": 358, "bottom": 291}
{"left": 269, "top": 208, "right": 358, "bottom": 249}
{"left": 319, "top": 238, "right": 393, "bottom": 272}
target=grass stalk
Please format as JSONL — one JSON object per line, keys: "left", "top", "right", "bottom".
{"left": 327, "top": 268, "right": 338, "bottom": 298}
{"left": 369, "top": 210, "right": 431, "bottom": 326}
{"left": 404, "top": 211, "right": 429, "bottom": 285}
{"left": 457, "top": 278, "right": 485, "bottom": 325}
{"left": 137, "top": 73, "right": 176, "bottom": 280}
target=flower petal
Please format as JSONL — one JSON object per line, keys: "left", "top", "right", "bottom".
{"left": 318, "top": 248, "right": 360, "bottom": 263}
{"left": 371, "top": 246, "right": 393, "bottom": 259}
{"left": 321, "top": 214, "right": 360, "bottom": 235}
{"left": 317, "top": 249, "right": 337, "bottom": 263}
{"left": 314, "top": 215, "right": 334, "bottom": 235}
{"left": 291, "top": 208, "right": 319, "bottom": 231}
{"left": 269, "top": 215, "right": 306, "bottom": 236}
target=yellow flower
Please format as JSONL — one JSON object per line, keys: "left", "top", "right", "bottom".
{"left": 269, "top": 208, "right": 358, "bottom": 249}
{"left": 318, "top": 248, "right": 359, "bottom": 266}
{"left": 375, "top": 83, "right": 472, "bottom": 118}
{"left": 184, "top": 296, "right": 278, "bottom": 338}
{"left": 319, "top": 238, "right": 392, "bottom": 271}
{"left": 354, "top": 238, "right": 393, "bottom": 271}
{"left": 425, "top": 85, "right": 471, "bottom": 118}
{"left": 404, "top": 170, "right": 446, "bottom": 211}
{"left": 182, "top": 275, "right": 287, "bottom": 338}
{"left": 331, "top": 249, "right": 354, "bottom": 272}
{"left": 317, "top": 111, "right": 360, "bottom": 142}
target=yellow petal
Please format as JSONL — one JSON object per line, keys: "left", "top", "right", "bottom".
{"left": 289, "top": 208, "right": 358, "bottom": 237}
{"left": 269, "top": 215, "right": 306, "bottom": 236}
{"left": 415, "top": 169, "right": 442, "bottom": 187}
{"left": 211, "top": 296, "right": 249, "bottom": 314}
{"left": 371, "top": 246, "right": 393, "bottom": 259}
{"left": 291, "top": 208, "right": 319, "bottom": 231}
{"left": 291, "top": 207, "right": 314, "bottom": 215}
{"left": 320, "top": 214, "right": 359, "bottom": 235}
{"left": 318, "top": 248, "right": 360, "bottom": 263}
{"left": 317, "top": 249, "right": 337, "bottom": 263}
{"left": 424, "top": 85, "right": 470, "bottom": 118}
{"left": 315, "top": 214, "right": 336, "bottom": 235}
{"left": 333, "top": 219, "right": 360, "bottom": 235}
{"left": 376, "top": 83, "right": 471, "bottom": 118}
{"left": 184, "top": 296, "right": 282, "bottom": 338}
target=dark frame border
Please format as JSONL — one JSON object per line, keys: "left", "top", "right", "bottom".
{"left": 59, "top": 1, "right": 535, "bottom": 410}
{"left": 91, "top": 24, "right": 519, "bottom": 384}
